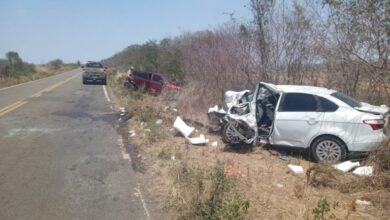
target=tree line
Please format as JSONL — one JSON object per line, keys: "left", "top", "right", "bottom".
{"left": 0, "top": 51, "right": 71, "bottom": 79}
{"left": 103, "top": 0, "right": 390, "bottom": 110}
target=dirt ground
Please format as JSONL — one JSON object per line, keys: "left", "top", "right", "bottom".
{"left": 106, "top": 81, "right": 389, "bottom": 219}
{"left": 121, "top": 110, "right": 389, "bottom": 220}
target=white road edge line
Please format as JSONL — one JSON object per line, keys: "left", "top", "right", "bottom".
{"left": 102, "top": 85, "right": 111, "bottom": 102}
{"left": 116, "top": 137, "right": 151, "bottom": 219}
{"left": 136, "top": 183, "right": 151, "bottom": 220}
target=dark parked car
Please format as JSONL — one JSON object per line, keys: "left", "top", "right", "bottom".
{"left": 124, "top": 70, "right": 179, "bottom": 94}
{"left": 82, "top": 62, "right": 107, "bottom": 85}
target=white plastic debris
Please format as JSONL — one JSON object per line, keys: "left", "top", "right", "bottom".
{"left": 172, "top": 108, "right": 178, "bottom": 112}
{"left": 353, "top": 166, "right": 373, "bottom": 176}
{"left": 276, "top": 184, "right": 284, "bottom": 188}
{"left": 173, "top": 117, "right": 195, "bottom": 137}
{"left": 156, "top": 119, "right": 163, "bottom": 125}
{"left": 119, "top": 107, "right": 125, "bottom": 113}
{"left": 173, "top": 117, "right": 208, "bottom": 145}
{"left": 171, "top": 155, "right": 175, "bottom": 160}
{"left": 129, "top": 130, "right": 136, "bottom": 137}
{"left": 287, "top": 164, "right": 304, "bottom": 174}
{"left": 355, "top": 199, "right": 372, "bottom": 205}
{"left": 333, "top": 160, "right": 360, "bottom": 173}
{"left": 188, "top": 134, "right": 209, "bottom": 145}
{"left": 211, "top": 141, "right": 218, "bottom": 147}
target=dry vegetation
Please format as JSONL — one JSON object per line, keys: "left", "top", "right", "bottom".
{"left": 109, "top": 73, "right": 390, "bottom": 219}
{"left": 104, "top": 0, "right": 390, "bottom": 219}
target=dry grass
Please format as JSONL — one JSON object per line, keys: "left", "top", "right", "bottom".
{"left": 109, "top": 71, "right": 390, "bottom": 219}
{"left": 0, "top": 65, "right": 76, "bottom": 88}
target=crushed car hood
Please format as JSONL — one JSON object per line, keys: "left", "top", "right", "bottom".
{"left": 224, "top": 90, "right": 252, "bottom": 109}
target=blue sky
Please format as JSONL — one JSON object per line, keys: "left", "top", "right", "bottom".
{"left": 0, "top": 0, "right": 252, "bottom": 64}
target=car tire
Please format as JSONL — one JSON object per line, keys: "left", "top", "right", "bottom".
{"left": 127, "top": 83, "right": 137, "bottom": 90}
{"left": 311, "top": 136, "right": 347, "bottom": 162}
{"left": 82, "top": 78, "right": 87, "bottom": 85}
{"left": 222, "top": 123, "right": 242, "bottom": 144}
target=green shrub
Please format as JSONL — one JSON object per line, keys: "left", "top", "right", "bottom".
{"left": 173, "top": 163, "right": 250, "bottom": 220}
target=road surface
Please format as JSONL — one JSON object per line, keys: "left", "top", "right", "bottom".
{"left": 0, "top": 69, "right": 152, "bottom": 220}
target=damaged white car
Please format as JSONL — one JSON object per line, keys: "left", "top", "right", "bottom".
{"left": 209, "top": 82, "right": 389, "bottom": 162}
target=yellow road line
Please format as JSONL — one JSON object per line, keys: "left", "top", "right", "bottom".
{"left": 0, "top": 73, "right": 80, "bottom": 117}
{"left": 0, "top": 101, "right": 27, "bottom": 116}
{"left": 30, "top": 74, "right": 80, "bottom": 98}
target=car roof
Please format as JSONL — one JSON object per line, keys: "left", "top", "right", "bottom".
{"left": 261, "top": 82, "right": 337, "bottom": 95}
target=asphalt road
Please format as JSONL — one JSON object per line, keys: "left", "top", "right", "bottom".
{"left": 0, "top": 69, "right": 151, "bottom": 220}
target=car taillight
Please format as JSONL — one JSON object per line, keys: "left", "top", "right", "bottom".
{"left": 363, "top": 119, "right": 385, "bottom": 130}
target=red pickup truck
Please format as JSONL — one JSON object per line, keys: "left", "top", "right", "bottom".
{"left": 124, "top": 71, "right": 180, "bottom": 94}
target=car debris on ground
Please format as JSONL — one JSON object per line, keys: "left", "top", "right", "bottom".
{"left": 287, "top": 164, "right": 305, "bottom": 174}
{"left": 226, "top": 165, "right": 244, "bottom": 177}
{"left": 332, "top": 161, "right": 374, "bottom": 176}
{"left": 129, "top": 130, "right": 136, "bottom": 137}
{"left": 355, "top": 199, "right": 372, "bottom": 206}
{"left": 333, "top": 160, "right": 360, "bottom": 172}
{"left": 352, "top": 166, "right": 373, "bottom": 176}
{"left": 173, "top": 116, "right": 209, "bottom": 145}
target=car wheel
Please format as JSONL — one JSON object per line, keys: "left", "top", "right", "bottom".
{"left": 222, "top": 123, "right": 242, "bottom": 144}
{"left": 127, "top": 83, "right": 137, "bottom": 90}
{"left": 82, "top": 78, "right": 87, "bottom": 84}
{"left": 311, "top": 136, "right": 347, "bottom": 162}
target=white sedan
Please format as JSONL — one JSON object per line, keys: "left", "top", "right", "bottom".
{"left": 219, "top": 82, "right": 389, "bottom": 162}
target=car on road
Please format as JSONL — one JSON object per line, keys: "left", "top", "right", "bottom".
{"left": 123, "top": 70, "right": 180, "bottom": 94}
{"left": 214, "top": 82, "right": 389, "bottom": 162}
{"left": 82, "top": 61, "right": 107, "bottom": 85}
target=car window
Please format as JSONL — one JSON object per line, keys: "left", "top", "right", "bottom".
{"left": 331, "top": 92, "right": 361, "bottom": 108}
{"left": 152, "top": 74, "right": 163, "bottom": 83}
{"left": 318, "top": 96, "right": 338, "bottom": 112}
{"left": 279, "top": 93, "right": 318, "bottom": 112}
{"left": 86, "top": 62, "right": 103, "bottom": 68}
{"left": 134, "top": 71, "right": 150, "bottom": 80}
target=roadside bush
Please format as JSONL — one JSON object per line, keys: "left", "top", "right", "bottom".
{"left": 312, "top": 197, "right": 339, "bottom": 220}
{"left": 171, "top": 163, "right": 250, "bottom": 220}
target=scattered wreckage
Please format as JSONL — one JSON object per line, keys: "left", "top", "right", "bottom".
{"left": 208, "top": 82, "right": 390, "bottom": 162}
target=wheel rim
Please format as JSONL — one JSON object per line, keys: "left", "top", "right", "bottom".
{"left": 316, "top": 140, "right": 342, "bottom": 161}
{"left": 225, "top": 124, "right": 241, "bottom": 144}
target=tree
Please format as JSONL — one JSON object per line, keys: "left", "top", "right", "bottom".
{"left": 49, "top": 59, "right": 63, "bottom": 70}
{"left": 6, "top": 51, "right": 24, "bottom": 74}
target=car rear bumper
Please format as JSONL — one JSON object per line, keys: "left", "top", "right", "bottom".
{"left": 351, "top": 132, "right": 387, "bottom": 152}
{"left": 83, "top": 75, "right": 106, "bottom": 82}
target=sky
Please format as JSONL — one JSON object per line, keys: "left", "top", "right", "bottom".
{"left": 0, "top": 0, "right": 252, "bottom": 64}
